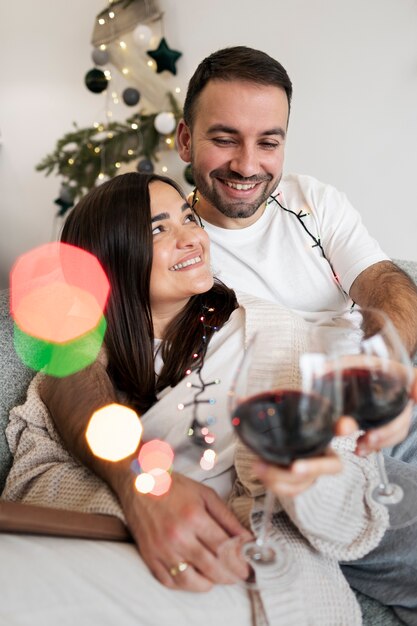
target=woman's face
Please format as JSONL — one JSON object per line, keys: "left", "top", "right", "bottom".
{"left": 149, "top": 181, "right": 213, "bottom": 318}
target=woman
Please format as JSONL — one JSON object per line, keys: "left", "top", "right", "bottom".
{"left": 3, "top": 173, "right": 387, "bottom": 625}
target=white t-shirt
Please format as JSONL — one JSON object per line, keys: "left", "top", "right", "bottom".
{"left": 204, "top": 173, "right": 389, "bottom": 324}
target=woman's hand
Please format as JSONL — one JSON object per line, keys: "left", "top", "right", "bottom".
{"left": 253, "top": 447, "right": 343, "bottom": 497}
{"left": 117, "top": 471, "right": 251, "bottom": 591}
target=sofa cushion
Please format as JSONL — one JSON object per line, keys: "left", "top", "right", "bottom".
{"left": 0, "top": 290, "right": 35, "bottom": 491}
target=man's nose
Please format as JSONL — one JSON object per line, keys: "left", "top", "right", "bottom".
{"left": 229, "top": 145, "right": 259, "bottom": 178}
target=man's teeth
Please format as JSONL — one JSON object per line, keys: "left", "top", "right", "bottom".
{"left": 170, "top": 256, "right": 201, "bottom": 271}
{"left": 225, "top": 181, "right": 257, "bottom": 190}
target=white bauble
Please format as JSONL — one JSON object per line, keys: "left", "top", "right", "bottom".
{"left": 133, "top": 24, "right": 153, "bottom": 48}
{"left": 154, "top": 112, "right": 176, "bottom": 135}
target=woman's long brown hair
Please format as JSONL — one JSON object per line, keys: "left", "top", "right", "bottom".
{"left": 61, "top": 172, "right": 237, "bottom": 414}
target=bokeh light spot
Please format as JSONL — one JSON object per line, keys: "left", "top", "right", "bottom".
{"left": 135, "top": 473, "right": 155, "bottom": 494}
{"left": 86, "top": 404, "right": 143, "bottom": 461}
{"left": 138, "top": 440, "right": 174, "bottom": 473}
{"left": 148, "top": 468, "right": 172, "bottom": 496}
{"left": 13, "top": 315, "right": 107, "bottom": 377}
{"left": 13, "top": 281, "right": 103, "bottom": 342}
{"left": 10, "top": 242, "right": 110, "bottom": 343}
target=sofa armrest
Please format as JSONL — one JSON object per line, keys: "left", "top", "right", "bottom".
{"left": 0, "top": 499, "right": 131, "bottom": 542}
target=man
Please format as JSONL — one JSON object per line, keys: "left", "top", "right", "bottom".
{"left": 42, "top": 47, "right": 417, "bottom": 620}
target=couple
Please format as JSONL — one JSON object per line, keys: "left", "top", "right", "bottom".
{"left": 3, "top": 171, "right": 392, "bottom": 625}
{"left": 4, "top": 46, "right": 417, "bottom": 624}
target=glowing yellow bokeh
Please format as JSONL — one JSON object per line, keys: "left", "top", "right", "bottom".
{"left": 86, "top": 403, "right": 143, "bottom": 461}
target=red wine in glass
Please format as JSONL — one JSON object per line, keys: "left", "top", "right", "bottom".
{"left": 231, "top": 389, "right": 335, "bottom": 466}
{"left": 338, "top": 367, "right": 409, "bottom": 430}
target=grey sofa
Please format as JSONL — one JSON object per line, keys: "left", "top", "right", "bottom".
{"left": 2, "top": 260, "right": 417, "bottom": 625}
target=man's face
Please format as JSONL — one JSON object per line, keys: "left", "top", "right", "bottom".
{"left": 177, "top": 79, "right": 289, "bottom": 227}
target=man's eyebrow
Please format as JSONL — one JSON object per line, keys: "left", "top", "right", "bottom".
{"left": 151, "top": 204, "right": 190, "bottom": 223}
{"left": 207, "top": 124, "right": 286, "bottom": 139}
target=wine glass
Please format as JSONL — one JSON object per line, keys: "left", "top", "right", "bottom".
{"left": 222, "top": 329, "right": 341, "bottom": 583}
{"left": 315, "top": 306, "right": 416, "bottom": 529}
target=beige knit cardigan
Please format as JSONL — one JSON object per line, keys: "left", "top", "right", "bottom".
{"left": 2, "top": 294, "right": 388, "bottom": 625}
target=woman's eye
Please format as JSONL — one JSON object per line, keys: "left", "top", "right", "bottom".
{"left": 184, "top": 213, "right": 197, "bottom": 224}
{"left": 152, "top": 225, "right": 164, "bottom": 235}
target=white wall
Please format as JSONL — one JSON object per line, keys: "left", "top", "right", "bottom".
{"left": 1, "top": 0, "right": 417, "bottom": 290}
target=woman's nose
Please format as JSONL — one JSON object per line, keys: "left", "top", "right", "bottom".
{"left": 176, "top": 226, "right": 200, "bottom": 248}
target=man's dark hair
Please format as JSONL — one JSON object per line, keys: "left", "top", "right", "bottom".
{"left": 183, "top": 46, "right": 293, "bottom": 128}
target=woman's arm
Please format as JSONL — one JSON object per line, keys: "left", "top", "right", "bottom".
{"left": 9, "top": 370, "right": 250, "bottom": 591}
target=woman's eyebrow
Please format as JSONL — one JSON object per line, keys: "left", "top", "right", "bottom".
{"left": 151, "top": 212, "right": 169, "bottom": 223}
{"left": 151, "top": 204, "right": 190, "bottom": 222}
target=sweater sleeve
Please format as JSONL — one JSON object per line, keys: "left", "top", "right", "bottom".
{"left": 2, "top": 374, "right": 124, "bottom": 522}
{"left": 279, "top": 441, "right": 388, "bottom": 561}
{"left": 231, "top": 437, "right": 388, "bottom": 562}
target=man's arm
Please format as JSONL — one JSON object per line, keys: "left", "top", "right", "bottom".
{"left": 349, "top": 260, "right": 417, "bottom": 356}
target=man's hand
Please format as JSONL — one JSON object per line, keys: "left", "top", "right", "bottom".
{"left": 117, "top": 471, "right": 251, "bottom": 591}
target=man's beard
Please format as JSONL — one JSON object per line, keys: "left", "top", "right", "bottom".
{"left": 191, "top": 163, "right": 278, "bottom": 220}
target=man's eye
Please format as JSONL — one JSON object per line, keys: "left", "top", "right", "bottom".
{"left": 184, "top": 213, "right": 197, "bottom": 224}
{"left": 152, "top": 225, "right": 164, "bottom": 235}
{"left": 260, "top": 141, "right": 280, "bottom": 149}
{"left": 212, "top": 138, "right": 235, "bottom": 146}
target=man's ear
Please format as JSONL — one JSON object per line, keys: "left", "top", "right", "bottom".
{"left": 176, "top": 119, "right": 192, "bottom": 163}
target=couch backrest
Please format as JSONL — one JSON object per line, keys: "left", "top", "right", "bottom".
{"left": 1, "top": 259, "right": 417, "bottom": 492}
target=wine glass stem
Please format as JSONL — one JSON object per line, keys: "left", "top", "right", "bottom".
{"left": 375, "top": 450, "right": 394, "bottom": 496}
{"left": 257, "top": 489, "right": 275, "bottom": 549}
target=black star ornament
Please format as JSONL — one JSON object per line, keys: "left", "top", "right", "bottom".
{"left": 147, "top": 37, "right": 182, "bottom": 75}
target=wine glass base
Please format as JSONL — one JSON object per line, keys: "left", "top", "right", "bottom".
{"left": 242, "top": 542, "right": 277, "bottom": 565}
{"left": 372, "top": 483, "right": 404, "bottom": 506}
{"left": 373, "top": 474, "right": 417, "bottom": 530}
{"left": 217, "top": 535, "right": 296, "bottom": 590}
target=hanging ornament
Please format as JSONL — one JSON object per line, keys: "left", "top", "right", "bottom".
{"left": 154, "top": 112, "right": 176, "bottom": 135}
{"left": 132, "top": 23, "right": 153, "bottom": 48}
{"left": 85, "top": 68, "right": 108, "bottom": 94}
{"left": 137, "top": 158, "right": 154, "bottom": 174}
{"left": 184, "top": 164, "right": 195, "bottom": 186}
{"left": 91, "top": 48, "right": 109, "bottom": 66}
{"left": 147, "top": 37, "right": 182, "bottom": 75}
{"left": 122, "top": 87, "right": 140, "bottom": 106}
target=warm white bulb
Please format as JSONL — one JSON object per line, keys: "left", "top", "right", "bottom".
{"left": 100, "top": 44, "right": 107, "bottom": 51}
{"left": 131, "top": 123, "right": 138, "bottom": 130}
{"left": 122, "top": 68, "right": 129, "bottom": 75}
{"left": 119, "top": 41, "right": 127, "bottom": 49}
{"left": 108, "top": 11, "right": 115, "bottom": 18}
{"left": 98, "top": 18, "right": 105, "bottom": 25}
{"left": 175, "top": 87, "right": 181, "bottom": 94}
{"left": 162, "top": 166, "right": 168, "bottom": 173}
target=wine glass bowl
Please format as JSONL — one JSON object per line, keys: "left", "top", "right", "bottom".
{"left": 231, "top": 386, "right": 335, "bottom": 467}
